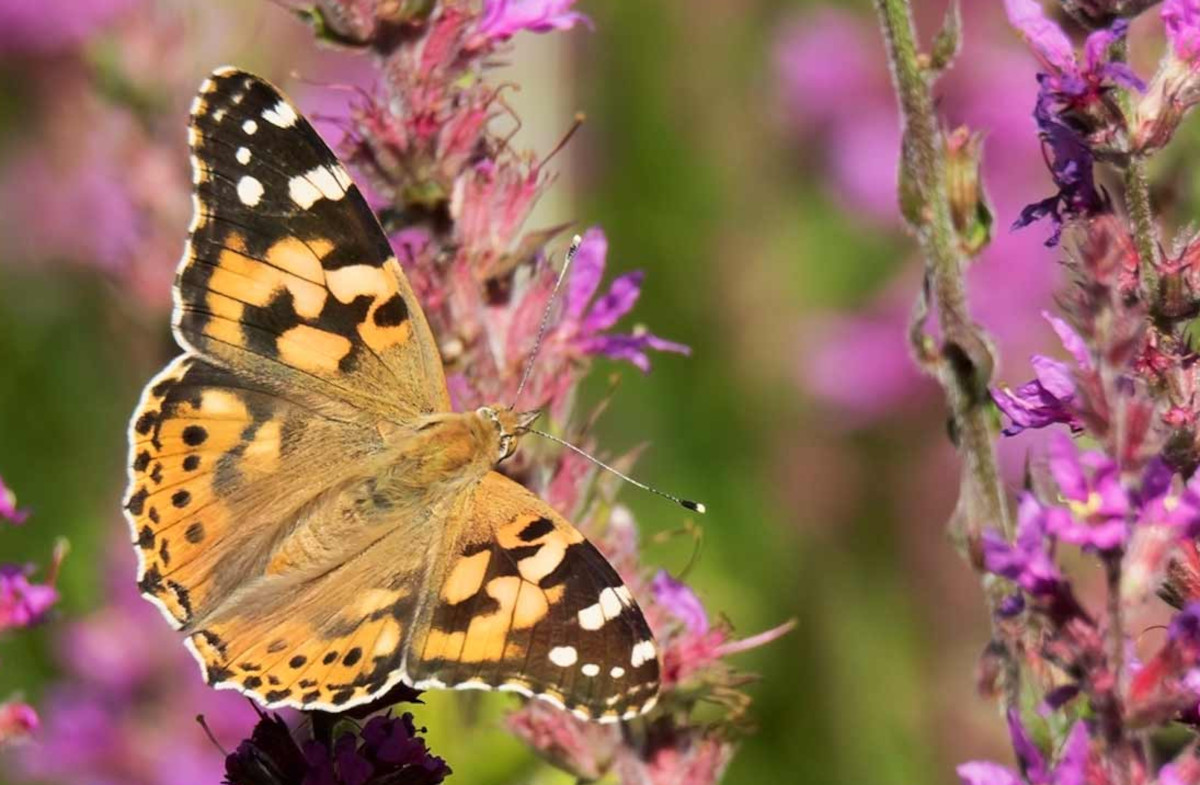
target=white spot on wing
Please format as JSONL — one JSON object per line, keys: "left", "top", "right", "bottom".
{"left": 631, "top": 639, "right": 656, "bottom": 667}
{"left": 237, "top": 176, "right": 264, "bottom": 206}
{"left": 578, "top": 602, "right": 605, "bottom": 631}
{"left": 548, "top": 646, "right": 577, "bottom": 667}
{"left": 288, "top": 166, "right": 348, "bottom": 209}
{"left": 581, "top": 663, "right": 600, "bottom": 677}
{"left": 599, "top": 587, "right": 624, "bottom": 620}
{"left": 242, "top": 119, "right": 258, "bottom": 135}
{"left": 236, "top": 147, "right": 251, "bottom": 165}
{"left": 610, "top": 666, "right": 625, "bottom": 678}
{"left": 262, "top": 100, "right": 298, "bottom": 127}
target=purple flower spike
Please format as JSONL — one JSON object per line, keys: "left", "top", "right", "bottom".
{"left": 477, "top": 0, "right": 590, "bottom": 43}
{"left": 1165, "top": 0, "right": 1200, "bottom": 65}
{"left": 558, "top": 228, "right": 690, "bottom": 372}
{"left": 652, "top": 570, "right": 710, "bottom": 635}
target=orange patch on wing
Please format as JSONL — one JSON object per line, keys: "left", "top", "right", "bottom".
{"left": 511, "top": 582, "right": 550, "bottom": 629}
{"left": 276, "top": 325, "right": 352, "bottom": 374}
{"left": 441, "top": 551, "right": 491, "bottom": 604}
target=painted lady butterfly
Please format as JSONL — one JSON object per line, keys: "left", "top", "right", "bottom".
{"left": 124, "top": 68, "right": 660, "bottom": 722}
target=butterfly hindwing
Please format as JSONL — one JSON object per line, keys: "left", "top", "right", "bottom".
{"left": 185, "top": 516, "right": 436, "bottom": 712}
{"left": 126, "top": 355, "right": 380, "bottom": 629}
{"left": 409, "top": 472, "right": 661, "bottom": 722}
{"left": 179, "top": 67, "right": 449, "bottom": 417}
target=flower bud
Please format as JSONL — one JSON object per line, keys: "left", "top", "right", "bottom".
{"left": 945, "top": 126, "right": 993, "bottom": 258}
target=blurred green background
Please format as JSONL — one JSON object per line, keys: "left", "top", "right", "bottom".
{"left": 0, "top": 0, "right": 1037, "bottom": 782}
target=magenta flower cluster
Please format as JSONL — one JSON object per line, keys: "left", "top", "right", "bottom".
{"left": 0, "top": 476, "right": 58, "bottom": 747}
{"left": 936, "top": 1, "right": 1200, "bottom": 784}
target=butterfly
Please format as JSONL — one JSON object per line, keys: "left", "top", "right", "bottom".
{"left": 123, "top": 67, "right": 660, "bottom": 723}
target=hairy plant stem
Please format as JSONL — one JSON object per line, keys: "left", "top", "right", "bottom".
{"left": 1102, "top": 556, "right": 1132, "bottom": 785}
{"left": 1125, "top": 158, "right": 1160, "bottom": 297}
{"left": 873, "top": 0, "right": 1017, "bottom": 708}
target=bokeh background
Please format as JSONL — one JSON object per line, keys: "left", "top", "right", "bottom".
{"left": 0, "top": 0, "right": 1152, "bottom": 782}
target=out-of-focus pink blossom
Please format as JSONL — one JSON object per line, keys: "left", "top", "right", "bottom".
{"left": 651, "top": 571, "right": 709, "bottom": 635}
{"left": 475, "top": 0, "right": 589, "bottom": 43}
{"left": 0, "top": 476, "right": 28, "bottom": 525}
{"left": 1165, "top": 0, "right": 1200, "bottom": 65}
{"left": 0, "top": 564, "right": 57, "bottom": 632}
{"left": 0, "top": 0, "right": 134, "bottom": 56}
{"left": 782, "top": 6, "right": 1056, "bottom": 422}
{"left": 9, "top": 543, "right": 259, "bottom": 785}
{"left": 0, "top": 701, "right": 38, "bottom": 745}
{"left": 615, "top": 733, "right": 734, "bottom": 785}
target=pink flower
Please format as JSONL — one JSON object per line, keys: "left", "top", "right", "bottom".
{"left": 0, "top": 476, "right": 28, "bottom": 525}
{"left": 1165, "top": 0, "right": 1200, "bottom": 65}
{"left": 0, "top": 564, "right": 57, "bottom": 632}
{"left": 0, "top": 0, "right": 135, "bottom": 56}
{"left": 0, "top": 701, "right": 38, "bottom": 744}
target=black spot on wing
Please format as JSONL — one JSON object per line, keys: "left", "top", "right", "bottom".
{"left": 518, "top": 517, "right": 555, "bottom": 542}
{"left": 373, "top": 293, "right": 408, "bottom": 327}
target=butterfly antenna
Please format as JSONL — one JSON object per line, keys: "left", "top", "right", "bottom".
{"left": 511, "top": 235, "right": 582, "bottom": 410}
{"left": 528, "top": 427, "right": 706, "bottom": 514}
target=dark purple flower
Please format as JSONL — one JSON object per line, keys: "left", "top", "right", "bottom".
{"left": 651, "top": 570, "right": 709, "bottom": 635}
{"left": 1045, "top": 432, "right": 1130, "bottom": 551}
{"left": 0, "top": 564, "right": 57, "bottom": 632}
{"left": 476, "top": 0, "right": 589, "bottom": 43}
{"left": 223, "top": 711, "right": 307, "bottom": 785}
{"left": 224, "top": 711, "right": 449, "bottom": 785}
{"left": 0, "top": 476, "right": 29, "bottom": 525}
{"left": 1013, "top": 103, "right": 1107, "bottom": 246}
{"left": 559, "top": 228, "right": 690, "bottom": 372}
{"left": 1165, "top": 0, "right": 1200, "bottom": 66}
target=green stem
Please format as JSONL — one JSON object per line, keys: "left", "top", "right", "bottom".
{"left": 1125, "top": 158, "right": 1159, "bottom": 296}
{"left": 873, "top": 0, "right": 1018, "bottom": 710}
{"left": 872, "top": 0, "right": 1010, "bottom": 541}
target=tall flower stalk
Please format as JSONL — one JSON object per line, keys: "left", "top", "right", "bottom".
{"left": 876, "top": 0, "right": 1200, "bottom": 784}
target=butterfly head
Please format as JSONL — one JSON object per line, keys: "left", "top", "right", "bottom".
{"left": 477, "top": 406, "right": 540, "bottom": 463}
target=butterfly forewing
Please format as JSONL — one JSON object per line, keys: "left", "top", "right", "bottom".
{"left": 179, "top": 67, "right": 448, "bottom": 416}
{"left": 125, "top": 67, "right": 662, "bottom": 723}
